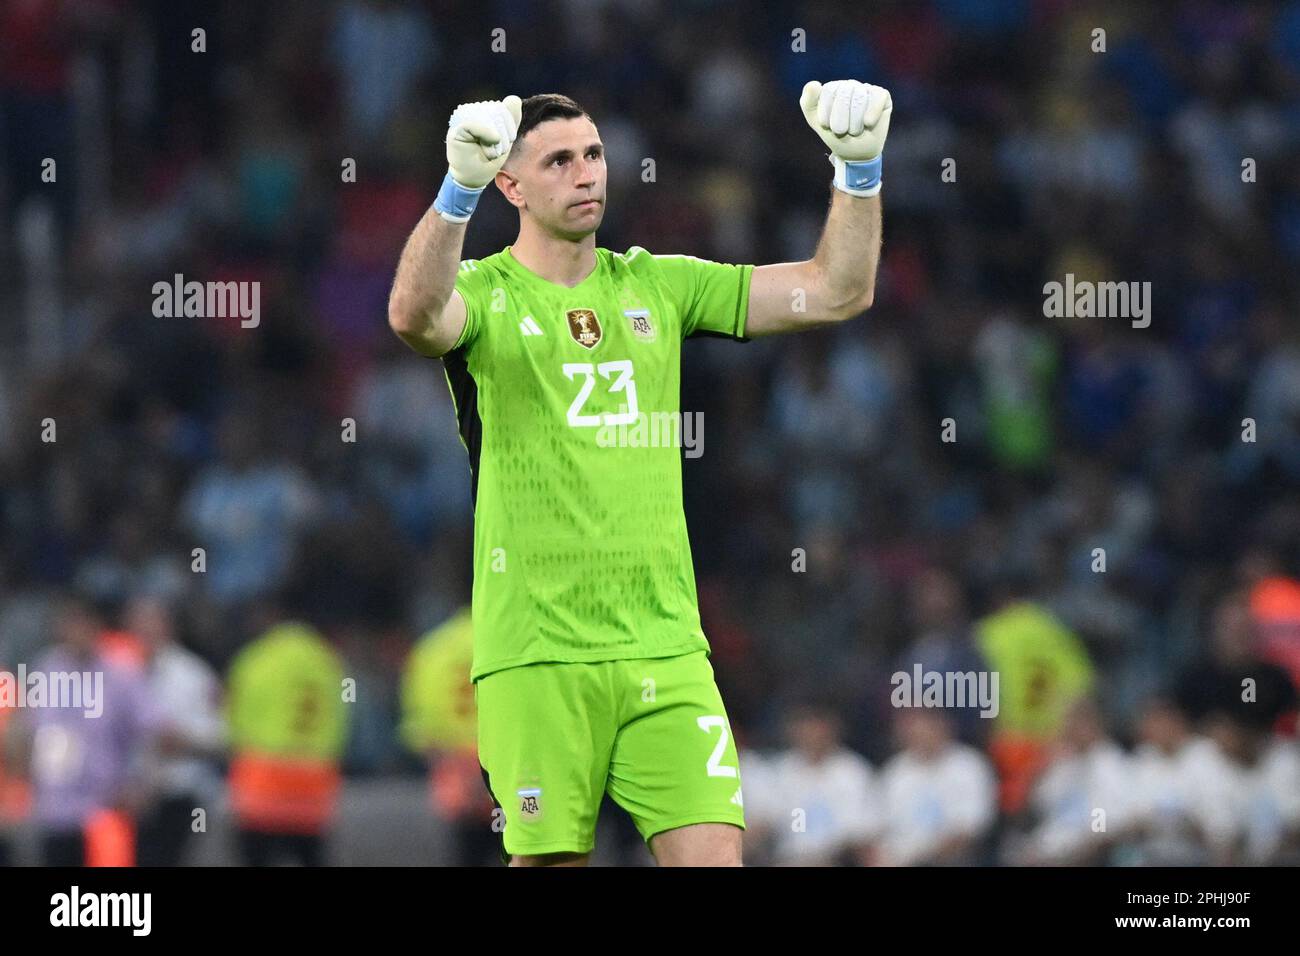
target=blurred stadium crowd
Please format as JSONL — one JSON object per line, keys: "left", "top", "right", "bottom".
{"left": 2, "top": 0, "right": 1300, "bottom": 865}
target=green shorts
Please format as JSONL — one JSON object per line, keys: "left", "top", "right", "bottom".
{"left": 475, "top": 650, "right": 745, "bottom": 858}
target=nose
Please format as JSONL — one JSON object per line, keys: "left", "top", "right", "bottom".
{"left": 574, "top": 156, "right": 598, "bottom": 187}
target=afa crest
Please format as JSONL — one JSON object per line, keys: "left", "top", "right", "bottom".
{"left": 517, "top": 787, "right": 543, "bottom": 821}
{"left": 624, "top": 308, "right": 655, "bottom": 341}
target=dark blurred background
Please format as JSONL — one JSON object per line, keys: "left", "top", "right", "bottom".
{"left": 1, "top": 0, "right": 1299, "bottom": 866}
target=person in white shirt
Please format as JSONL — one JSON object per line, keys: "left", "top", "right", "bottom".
{"left": 742, "top": 703, "right": 881, "bottom": 866}
{"left": 1196, "top": 713, "right": 1300, "bottom": 865}
{"left": 128, "top": 595, "right": 227, "bottom": 866}
{"left": 1125, "top": 696, "right": 1221, "bottom": 865}
{"left": 1007, "top": 696, "right": 1134, "bottom": 866}
{"left": 877, "top": 708, "right": 997, "bottom": 866}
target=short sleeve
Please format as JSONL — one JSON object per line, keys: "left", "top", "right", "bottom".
{"left": 448, "top": 260, "right": 489, "bottom": 353}
{"left": 652, "top": 253, "right": 754, "bottom": 341}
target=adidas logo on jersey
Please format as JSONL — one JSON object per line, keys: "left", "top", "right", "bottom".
{"left": 519, "top": 315, "right": 543, "bottom": 336}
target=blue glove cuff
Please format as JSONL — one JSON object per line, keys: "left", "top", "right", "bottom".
{"left": 433, "top": 172, "right": 486, "bottom": 223}
{"left": 831, "top": 154, "right": 882, "bottom": 197}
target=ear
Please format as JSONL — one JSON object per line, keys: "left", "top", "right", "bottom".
{"left": 495, "top": 168, "right": 525, "bottom": 209}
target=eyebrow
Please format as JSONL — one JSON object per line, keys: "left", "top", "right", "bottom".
{"left": 539, "top": 143, "right": 604, "bottom": 166}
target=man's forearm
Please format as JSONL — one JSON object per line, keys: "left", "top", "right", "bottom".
{"left": 388, "top": 206, "right": 467, "bottom": 345}
{"left": 810, "top": 189, "right": 881, "bottom": 313}
{"left": 799, "top": 78, "right": 889, "bottom": 316}
{"left": 744, "top": 188, "right": 882, "bottom": 336}
{"left": 389, "top": 95, "right": 521, "bottom": 355}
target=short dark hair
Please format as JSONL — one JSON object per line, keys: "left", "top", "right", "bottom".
{"left": 517, "top": 93, "right": 589, "bottom": 145}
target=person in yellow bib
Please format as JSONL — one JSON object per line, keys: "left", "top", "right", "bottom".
{"left": 400, "top": 607, "right": 500, "bottom": 865}
{"left": 975, "top": 590, "right": 1095, "bottom": 815}
{"left": 226, "top": 619, "right": 348, "bottom": 866}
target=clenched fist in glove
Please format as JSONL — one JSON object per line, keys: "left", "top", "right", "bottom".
{"left": 800, "top": 80, "right": 892, "bottom": 197}
{"left": 435, "top": 95, "right": 523, "bottom": 223}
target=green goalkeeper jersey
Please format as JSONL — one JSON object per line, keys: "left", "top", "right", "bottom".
{"left": 442, "top": 245, "right": 753, "bottom": 681}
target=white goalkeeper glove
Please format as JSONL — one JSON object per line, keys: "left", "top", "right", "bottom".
{"left": 800, "top": 80, "right": 892, "bottom": 198}
{"left": 434, "top": 95, "right": 523, "bottom": 223}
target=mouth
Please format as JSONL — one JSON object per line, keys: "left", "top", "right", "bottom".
{"left": 571, "top": 199, "right": 601, "bottom": 209}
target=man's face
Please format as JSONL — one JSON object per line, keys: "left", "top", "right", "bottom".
{"left": 125, "top": 597, "right": 171, "bottom": 655}
{"left": 498, "top": 115, "right": 606, "bottom": 240}
{"left": 894, "top": 709, "right": 949, "bottom": 757}
{"left": 1211, "top": 597, "right": 1255, "bottom": 663}
{"left": 909, "top": 567, "right": 962, "bottom": 632}
{"left": 1137, "top": 704, "right": 1186, "bottom": 752}
{"left": 786, "top": 711, "right": 838, "bottom": 758}
{"left": 57, "top": 604, "right": 100, "bottom": 658}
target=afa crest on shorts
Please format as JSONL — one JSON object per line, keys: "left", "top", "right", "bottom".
{"left": 517, "top": 787, "right": 543, "bottom": 821}
{"left": 566, "top": 308, "right": 602, "bottom": 349}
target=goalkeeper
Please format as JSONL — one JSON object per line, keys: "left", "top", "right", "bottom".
{"left": 388, "top": 81, "right": 889, "bottom": 866}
